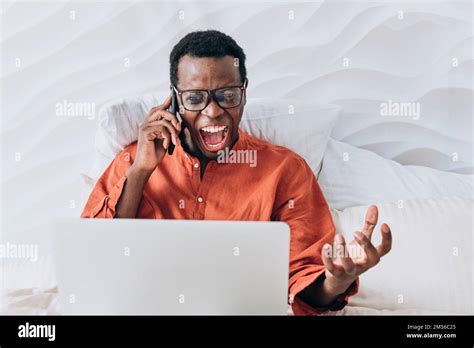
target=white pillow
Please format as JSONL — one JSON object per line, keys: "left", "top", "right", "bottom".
{"left": 239, "top": 99, "right": 341, "bottom": 175}
{"left": 319, "top": 139, "right": 473, "bottom": 210}
{"left": 330, "top": 197, "right": 473, "bottom": 314}
{"left": 87, "top": 96, "right": 341, "bottom": 181}
{"left": 89, "top": 93, "right": 161, "bottom": 180}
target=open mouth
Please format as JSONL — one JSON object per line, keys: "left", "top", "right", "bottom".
{"left": 199, "top": 125, "right": 229, "bottom": 152}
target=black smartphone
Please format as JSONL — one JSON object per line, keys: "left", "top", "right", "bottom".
{"left": 167, "top": 88, "right": 179, "bottom": 155}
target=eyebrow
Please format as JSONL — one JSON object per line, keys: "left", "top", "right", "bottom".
{"left": 178, "top": 82, "right": 242, "bottom": 91}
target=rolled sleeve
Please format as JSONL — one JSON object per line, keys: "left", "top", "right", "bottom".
{"left": 81, "top": 146, "right": 134, "bottom": 218}
{"left": 83, "top": 176, "right": 128, "bottom": 218}
{"left": 290, "top": 274, "right": 359, "bottom": 315}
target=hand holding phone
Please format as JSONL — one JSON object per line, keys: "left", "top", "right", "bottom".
{"left": 132, "top": 95, "right": 182, "bottom": 173}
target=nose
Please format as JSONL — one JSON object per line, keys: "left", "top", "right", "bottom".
{"left": 201, "top": 98, "right": 225, "bottom": 119}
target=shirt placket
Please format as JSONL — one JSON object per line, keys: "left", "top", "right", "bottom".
{"left": 191, "top": 160, "right": 214, "bottom": 220}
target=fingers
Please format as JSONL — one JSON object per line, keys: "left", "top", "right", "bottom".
{"left": 155, "top": 128, "right": 171, "bottom": 150}
{"left": 322, "top": 236, "right": 356, "bottom": 278}
{"left": 376, "top": 223, "right": 392, "bottom": 257}
{"left": 157, "top": 95, "right": 172, "bottom": 110}
{"left": 353, "top": 231, "right": 380, "bottom": 266}
{"left": 335, "top": 234, "right": 356, "bottom": 275}
{"left": 146, "top": 108, "right": 182, "bottom": 131}
{"left": 147, "top": 127, "right": 171, "bottom": 149}
{"left": 142, "top": 121, "right": 176, "bottom": 150}
{"left": 141, "top": 97, "right": 182, "bottom": 149}
{"left": 145, "top": 120, "right": 181, "bottom": 146}
{"left": 145, "top": 98, "right": 169, "bottom": 122}
{"left": 321, "top": 243, "right": 340, "bottom": 276}
{"left": 362, "top": 205, "right": 378, "bottom": 240}
{"left": 145, "top": 126, "right": 171, "bottom": 149}
{"left": 145, "top": 96, "right": 180, "bottom": 126}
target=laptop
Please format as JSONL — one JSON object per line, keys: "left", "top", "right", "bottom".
{"left": 51, "top": 218, "right": 290, "bottom": 315}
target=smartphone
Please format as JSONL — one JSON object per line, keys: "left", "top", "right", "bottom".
{"left": 167, "top": 88, "right": 179, "bottom": 155}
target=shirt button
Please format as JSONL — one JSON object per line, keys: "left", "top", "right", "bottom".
{"left": 194, "top": 162, "right": 199, "bottom": 169}
{"left": 197, "top": 197, "right": 203, "bottom": 203}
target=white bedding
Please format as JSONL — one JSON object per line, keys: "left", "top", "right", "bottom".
{"left": 2, "top": 287, "right": 450, "bottom": 315}
{"left": 331, "top": 197, "right": 473, "bottom": 314}
{"left": 319, "top": 138, "right": 473, "bottom": 210}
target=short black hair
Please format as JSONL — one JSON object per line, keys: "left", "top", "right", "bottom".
{"left": 169, "top": 30, "right": 247, "bottom": 87}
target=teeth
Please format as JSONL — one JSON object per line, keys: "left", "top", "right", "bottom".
{"left": 201, "top": 126, "right": 227, "bottom": 133}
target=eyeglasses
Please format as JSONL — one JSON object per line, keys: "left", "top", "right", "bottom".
{"left": 172, "top": 80, "right": 247, "bottom": 112}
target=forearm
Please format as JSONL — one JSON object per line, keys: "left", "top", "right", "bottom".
{"left": 115, "top": 165, "right": 153, "bottom": 218}
{"left": 297, "top": 273, "right": 355, "bottom": 308}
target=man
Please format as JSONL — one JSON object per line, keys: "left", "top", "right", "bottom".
{"left": 82, "top": 30, "right": 392, "bottom": 315}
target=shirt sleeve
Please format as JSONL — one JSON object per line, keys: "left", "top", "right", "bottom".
{"left": 81, "top": 147, "right": 133, "bottom": 218}
{"left": 272, "top": 154, "right": 359, "bottom": 315}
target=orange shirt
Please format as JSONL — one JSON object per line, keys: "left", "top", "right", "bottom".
{"left": 81, "top": 130, "right": 358, "bottom": 315}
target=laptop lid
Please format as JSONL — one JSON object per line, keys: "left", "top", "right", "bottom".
{"left": 51, "top": 218, "right": 290, "bottom": 315}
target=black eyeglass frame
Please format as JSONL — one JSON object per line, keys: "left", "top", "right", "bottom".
{"left": 171, "top": 79, "right": 248, "bottom": 112}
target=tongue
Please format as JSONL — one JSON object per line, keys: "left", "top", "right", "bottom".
{"left": 201, "top": 130, "right": 225, "bottom": 145}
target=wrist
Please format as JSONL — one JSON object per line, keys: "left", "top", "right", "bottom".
{"left": 127, "top": 164, "right": 154, "bottom": 182}
{"left": 324, "top": 275, "right": 356, "bottom": 295}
